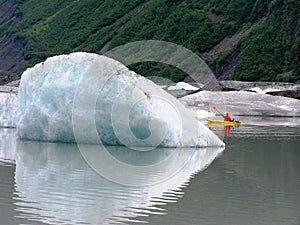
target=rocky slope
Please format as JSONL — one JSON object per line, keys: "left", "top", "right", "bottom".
{"left": 0, "top": 0, "right": 299, "bottom": 84}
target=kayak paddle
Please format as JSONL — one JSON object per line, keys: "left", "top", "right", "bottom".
{"left": 213, "top": 106, "right": 226, "bottom": 119}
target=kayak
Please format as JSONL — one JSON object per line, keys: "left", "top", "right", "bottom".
{"left": 207, "top": 119, "right": 241, "bottom": 126}
{"left": 207, "top": 119, "right": 242, "bottom": 126}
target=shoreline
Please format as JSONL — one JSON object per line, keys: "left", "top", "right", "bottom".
{"left": 0, "top": 79, "right": 299, "bottom": 122}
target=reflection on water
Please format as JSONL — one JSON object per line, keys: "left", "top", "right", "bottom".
{"left": 0, "top": 128, "right": 17, "bottom": 165}
{"left": 0, "top": 128, "right": 224, "bottom": 225}
{"left": 207, "top": 116, "right": 300, "bottom": 141}
{"left": 132, "top": 124, "right": 300, "bottom": 225}
{"left": 1, "top": 121, "right": 299, "bottom": 225}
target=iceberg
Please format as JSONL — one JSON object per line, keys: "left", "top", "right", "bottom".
{"left": 0, "top": 91, "right": 18, "bottom": 128}
{"left": 17, "top": 52, "right": 223, "bottom": 147}
{"left": 168, "top": 82, "right": 200, "bottom": 91}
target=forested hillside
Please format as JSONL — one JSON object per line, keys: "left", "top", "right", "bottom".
{"left": 0, "top": 0, "right": 299, "bottom": 84}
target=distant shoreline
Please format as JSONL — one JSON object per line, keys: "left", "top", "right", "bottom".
{"left": 1, "top": 79, "right": 300, "bottom": 100}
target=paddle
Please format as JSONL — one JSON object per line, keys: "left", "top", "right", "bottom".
{"left": 213, "top": 106, "right": 226, "bottom": 119}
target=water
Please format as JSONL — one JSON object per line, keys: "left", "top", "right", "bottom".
{"left": 0, "top": 119, "right": 299, "bottom": 225}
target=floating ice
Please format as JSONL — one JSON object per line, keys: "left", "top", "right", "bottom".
{"left": 0, "top": 92, "right": 18, "bottom": 128}
{"left": 181, "top": 90, "right": 300, "bottom": 117}
{"left": 195, "top": 109, "right": 215, "bottom": 119}
{"left": 248, "top": 87, "right": 281, "bottom": 94}
{"left": 168, "top": 81, "right": 199, "bottom": 91}
{"left": 17, "top": 52, "right": 223, "bottom": 147}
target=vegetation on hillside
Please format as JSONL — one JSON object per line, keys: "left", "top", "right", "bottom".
{"left": 0, "top": 0, "right": 299, "bottom": 82}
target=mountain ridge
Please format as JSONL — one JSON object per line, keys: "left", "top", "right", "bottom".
{"left": 0, "top": 0, "right": 299, "bottom": 84}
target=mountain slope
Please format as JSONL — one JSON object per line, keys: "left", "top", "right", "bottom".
{"left": 0, "top": 0, "right": 299, "bottom": 84}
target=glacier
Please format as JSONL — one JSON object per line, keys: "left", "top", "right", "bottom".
{"left": 17, "top": 52, "right": 224, "bottom": 147}
{"left": 181, "top": 90, "right": 300, "bottom": 117}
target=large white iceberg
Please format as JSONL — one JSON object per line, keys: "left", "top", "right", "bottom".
{"left": 17, "top": 52, "right": 223, "bottom": 147}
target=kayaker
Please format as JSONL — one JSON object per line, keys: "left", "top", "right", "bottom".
{"left": 225, "top": 112, "right": 234, "bottom": 122}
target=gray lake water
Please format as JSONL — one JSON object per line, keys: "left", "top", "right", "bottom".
{"left": 0, "top": 119, "right": 299, "bottom": 225}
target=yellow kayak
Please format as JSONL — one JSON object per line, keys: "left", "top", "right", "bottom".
{"left": 207, "top": 119, "right": 242, "bottom": 126}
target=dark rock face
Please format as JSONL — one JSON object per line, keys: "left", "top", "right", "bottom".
{"left": 214, "top": 52, "right": 240, "bottom": 81}
{"left": 201, "top": 81, "right": 223, "bottom": 91}
{"left": 267, "top": 89, "right": 300, "bottom": 100}
{"left": 0, "top": 0, "right": 26, "bottom": 85}
{"left": 0, "top": 37, "right": 25, "bottom": 85}
{"left": 219, "top": 80, "right": 294, "bottom": 90}
{"left": 220, "top": 81, "right": 300, "bottom": 100}
{"left": 0, "top": 0, "right": 13, "bottom": 23}
{"left": 5, "top": 79, "right": 20, "bottom": 87}
{"left": 0, "top": 70, "right": 19, "bottom": 85}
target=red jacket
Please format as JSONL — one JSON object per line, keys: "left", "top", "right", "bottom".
{"left": 225, "top": 112, "right": 230, "bottom": 121}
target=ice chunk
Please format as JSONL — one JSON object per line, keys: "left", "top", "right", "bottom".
{"left": 248, "top": 87, "right": 265, "bottom": 94}
{"left": 0, "top": 92, "right": 18, "bottom": 128}
{"left": 196, "top": 109, "right": 215, "bottom": 119}
{"left": 168, "top": 82, "right": 199, "bottom": 91}
{"left": 248, "top": 87, "right": 281, "bottom": 94}
{"left": 17, "top": 52, "right": 223, "bottom": 147}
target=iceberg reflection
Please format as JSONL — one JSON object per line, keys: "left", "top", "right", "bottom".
{"left": 1, "top": 129, "right": 224, "bottom": 224}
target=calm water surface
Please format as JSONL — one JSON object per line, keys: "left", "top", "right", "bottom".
{"left": 0, "top": 118, "right": 299, "bottom": 225}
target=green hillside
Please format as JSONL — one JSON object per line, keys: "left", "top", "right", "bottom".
{"left": 0, "top": 0, "right": 299, "bottom": 83}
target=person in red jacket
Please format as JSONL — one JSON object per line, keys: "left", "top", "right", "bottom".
{"left": 225, "top": 112, "right": 235, "bottom": 122}
{"left": 225, "top": 112, "right": 231, "bottom": 121}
